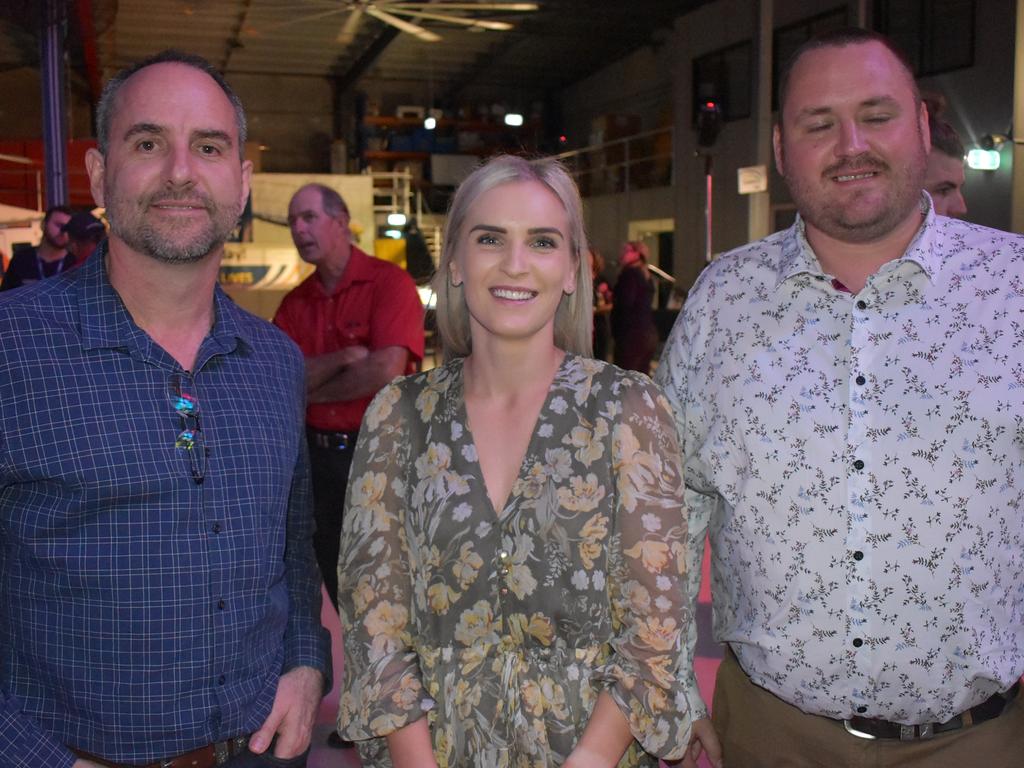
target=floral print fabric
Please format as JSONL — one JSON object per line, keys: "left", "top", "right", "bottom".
{"left": 338, "top": 354, "right": 695, "bottom": 766}
{"left": 655, "top": 202, "right": 1024, "bottom": 724}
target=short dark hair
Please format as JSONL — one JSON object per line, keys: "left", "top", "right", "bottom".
{"left": 95, "top": 49, "right": 247, "bottom": 159}
{"left": 923, "top": 94, "right": 965, "bottom": 159}
{"left": 777, "top": 27, "right": 920, "bottom": 123}
{"left": 42, "top": 205, "right": 73, "bottom": 228}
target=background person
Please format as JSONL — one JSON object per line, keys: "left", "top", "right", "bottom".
{"left": 63, "top": 210, "right": 106, "bottom": 267}
{"left": 273, "top": 182, "right": 424, "bottom": 612}
{"left": 0, "top": 50, "right": 330, "bottom": 768}
{"left": 610, "top": 240, "right": 658, "bottom": 374}
{"left": 657, "top": 28, "right": 1024, "bottom": 768}
{"left": 272, "top": 183, "right": 423, "bottom": 750}
{"left": 922, "top": 93, "right": 968, "bottom": 217}
{"left": 336, "top": 155, "right": 701, "bottom": 767}
{"left": 0, "top": 204, "right": 72, "bottom": 291}
{"left": 590, "top": 247, "right": 613, "bottom": 361}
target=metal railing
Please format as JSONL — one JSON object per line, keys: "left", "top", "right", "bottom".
{"left": 554, "top": 126, "right": 673, "bottom": 196}
{"left": 0, "top": 165, "right": 94, "bottom": 212}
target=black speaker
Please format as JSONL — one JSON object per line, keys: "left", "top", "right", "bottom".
{"left": 696, "top": 100, "right": 723, "bottom": 147}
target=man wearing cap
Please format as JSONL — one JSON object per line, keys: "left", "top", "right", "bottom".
{"left": 63, "top": 211, "right": 106, "bottom": 267}
{"left": 0, "top": 204, "right": 72, "bottom": 291}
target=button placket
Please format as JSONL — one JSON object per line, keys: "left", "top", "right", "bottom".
{"left": 846, "top": 292, "right": 876, "bottom": 701}
{"left": 498, "top": 548, "right": 512, "bottom": 596}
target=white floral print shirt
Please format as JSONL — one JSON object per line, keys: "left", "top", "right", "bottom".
{"left": 656, "top": 202, "right": 1024, "bottom": 724}
{"left": 337, "top": 354, "right": 697, "bottom": 766}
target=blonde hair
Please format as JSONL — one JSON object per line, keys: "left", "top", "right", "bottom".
{"left": 432, "top": 155, "right": 593, "bottom": 360}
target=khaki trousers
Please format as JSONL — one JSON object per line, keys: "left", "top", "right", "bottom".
{"left": 712, "top": 650, "right": 1024, "bottom": 768}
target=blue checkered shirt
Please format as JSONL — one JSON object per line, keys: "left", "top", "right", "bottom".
{"left": 0, "top": 250, "right": 331, "bottom": 768}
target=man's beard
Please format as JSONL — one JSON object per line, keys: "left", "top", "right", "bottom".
{"left": 782, "top": 144, "right": 928, "bottom": 245}
{"left": 105, "top": 187, "right": 242, "bottom": 264}
{"left": 43, "top": 230, "right": 67, "bottom": 250}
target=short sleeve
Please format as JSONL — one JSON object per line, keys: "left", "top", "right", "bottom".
{"left": 594, "top": 373, "right": 697, "bottom": 760}
{"left": 336, "top": 380, "right": 430, "bottom": 740}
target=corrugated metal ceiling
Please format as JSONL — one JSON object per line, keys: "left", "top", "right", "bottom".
{"left": 1, "top": 0, "right": 711, "bottom": 104}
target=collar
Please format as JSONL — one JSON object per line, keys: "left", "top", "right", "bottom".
{"left": 775, "top": 193, "right": 940, "bottom": 290}
{"left": 76, "top": 242, "right": 252, "bottom": 366}
{"left": 313, "top": 245, "right": 373, "bottom": 298}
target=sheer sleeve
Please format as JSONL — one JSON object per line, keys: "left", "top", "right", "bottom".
{"left": 337, "top": 380, "right": 430, "bottom": 740}
{"left": 595, "top": 372, "right": 696, "bottom": 760}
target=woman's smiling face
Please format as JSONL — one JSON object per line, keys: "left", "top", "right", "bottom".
{"left": 451, "top": 179, "right": 576, "bottom": 348}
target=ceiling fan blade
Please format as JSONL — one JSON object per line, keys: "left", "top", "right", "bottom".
{"left": 245, "top": 7, "right": 346, "bottom": 37}
{"left": 389, "top": 3, "right": 539, "bottom": 11}
{"left": 337, "top": 6, "right": 365, "bottom": 43}
{"left": 366, "top": 6, "right": 442, "bottom": 42}
{"left": 384, "top": 8, "right": 513, "bottom": 30}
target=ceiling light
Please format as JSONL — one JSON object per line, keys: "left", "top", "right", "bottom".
{"left": 967, "top": 149, "right": 1000, "bottom": 170}
{"left": 387, "top": 213, "right": 407, "bottom": 226}
{"left": 424, "top": 116, "right": 437, "bottom": 130}
{"left": 384, "top": 229, "right": 403, "bottom": 239}
{"left": 504, "top": 113, "right": 524, "bottom": 127}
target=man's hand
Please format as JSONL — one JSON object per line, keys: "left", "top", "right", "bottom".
{"left": 676, "top": 718, "right": 723, "bottom": 768}
{"left": 248, "top": 666, "right": 324, "bottom": 758}
{"left": 73, "top": 761, "right": 104, "bottom": 768}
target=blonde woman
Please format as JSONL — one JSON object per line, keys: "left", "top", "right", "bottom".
{"left": 336, "top": 155, "right": 697, "bottom": 767}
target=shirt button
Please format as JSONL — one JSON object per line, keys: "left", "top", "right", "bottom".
{"left": 853, "top": 551, "right": 864, "bottom": 561}
{"left": 852, "top": 638, "right": 863, "bottom": 648}
{"left": 855, "top": 375, "right": 866, "bottom": 386}
{"left": 217, "top": 674, "right": 226, "bottom": 685}
{"left": 499, "top": 551, "right": 509, "bottom": 561}
{"left": 856, "top": 300, "right": 868, "bottom": 310}
{"left": 212, "top": 522, "right": 222, "bottom": 534}
{"left": 217, "top": 599, "right": 226, "bottom": 610}
{"left": 853, "top": 459, "right": 865, "bottom": 471}
{"left": 857, "top": 705, "right": 868, "bottom": 714}
{"left": 500, "top": 587, "right": 509, "bottom": 595}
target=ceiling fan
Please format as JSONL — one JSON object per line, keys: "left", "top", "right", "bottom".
{"left": 252, "top": 1, "right": 539, "bottom": 45}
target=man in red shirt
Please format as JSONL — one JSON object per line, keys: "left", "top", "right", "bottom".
{"left": 274, "top": 183, "right": 424, "bottom": 630}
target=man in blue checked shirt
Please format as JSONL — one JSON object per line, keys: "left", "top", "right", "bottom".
{"left": 0, "top": 51, "right": 330, "bottom": 768}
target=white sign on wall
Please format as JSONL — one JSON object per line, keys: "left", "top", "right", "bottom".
{"left": 737, "top": 165, "right": 768, "bottom": 194}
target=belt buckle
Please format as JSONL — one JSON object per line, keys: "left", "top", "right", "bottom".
{"left": 843, "top": 720, "right": 877, "bottom": 740}
{"left": 214, "top": 740, "right": 231, "bottom": 766}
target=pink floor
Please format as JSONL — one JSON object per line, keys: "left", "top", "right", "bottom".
{"left": 309, "top": 544, "right": 721, "bottom": 768}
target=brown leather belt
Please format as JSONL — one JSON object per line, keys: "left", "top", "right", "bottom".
{"left": 71, "top": 736, "right": 249, "bottom": 768}
{"left": 842, "top": 682, "right": 1020, "bottom": 741}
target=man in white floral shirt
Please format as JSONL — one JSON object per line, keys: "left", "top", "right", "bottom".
{"left": 657, "top": 27, "right": 1024, "bottom": 768}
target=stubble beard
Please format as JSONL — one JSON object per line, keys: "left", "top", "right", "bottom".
{"left": 784, "top": 144, "right": 928, "bottom": 244}
{"left": 105, "top": 187, "right": 242, "bottom": 264}
{"left": 43, "top": 229, "right": 68, "bottom": 251}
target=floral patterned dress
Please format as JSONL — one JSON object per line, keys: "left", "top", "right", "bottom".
{"left": 337, "top": 354, "right": 696, "bottom": 767}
